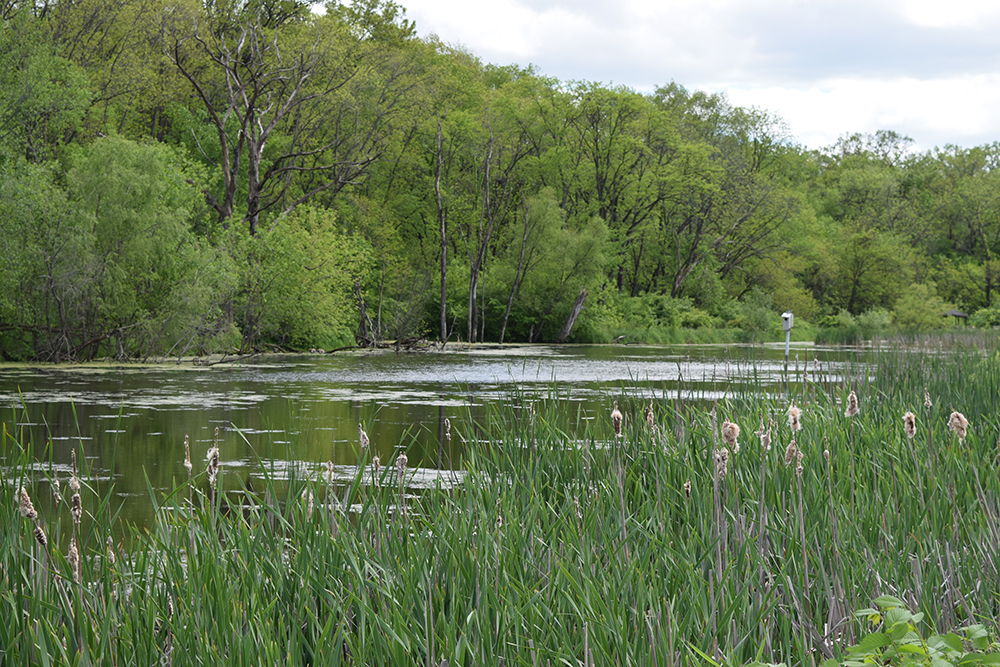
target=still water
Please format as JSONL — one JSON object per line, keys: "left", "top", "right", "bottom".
{"left": 1, "top": 343, "right": 853, "bottom": 527}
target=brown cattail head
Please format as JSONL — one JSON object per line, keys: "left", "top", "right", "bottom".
{"left": 644, "top": 402, "right": 655, "bottom": 430}
{"left": 759, "top": 419, "right": 772, "bottom": 452}
{"left": 69, "top": 450, "right": 81, "bottom": 493}
{"left": 34, "top": 525, "right": 47, "bottom": 547}
{"left": 787, "top": 403, "right": 802, "bottom": 432}
{"left": 184, "top": 434, "right": 193, "bottom": 477}
{"left": 683, "top": 480, "right": 691, "bottom": 499}
{"left": 206, "top": 446, "right": 220, "bottom": 489}
{"left": 444, "top": 418, "right": 452, "bottom": 442}
{"left": 68, "top": 538, "right": 81, "bottom": 584}
{"left": 795, "top": 450, "right": 804, "bottom": 477}
{"left": 19, "top": 487, "right": 37, "bottom": 521}
{"left": 70, "top": 492, "right": 82, "bottom": 526}
{"left": 611, "top": 401, "right": 623, "bottom": 439}
{"left": 948, "top": 410, "right": 969, "bottom": 442}
{"left": 784, "top": 436, "right": 798, "bottom": 466}
{"left": 823, "top": 447, "right": 830, "bottom": 463}
{"left": 844, "top": 390, "right": 859, "bottom": 418}
{"left": 903, "top": 411, "right": 917, "bottom": 439}
{"left": 924, "top": 388, "right": 932, "bottom": 410}
{"left": 106, "top": 536, "right": 116, "bottom": 567}
{"left": 715, "top": 447, "right": 730, "bottom": 480}
{"left": 51, "top": 476, "right": 61, "bottom": 502}
{"left": 721, "top": 420, "right": 740, "bottom": 452}
{"left": 302, "top": 490, "right": 314, "bottom": 520}
{"left": 323, "top": 460, "right": 334, "bottom": 486}
{"left": 359, "top": 424, "right": 370, "bottom": 450}
{"left": 371, "top": 455, "right": 381, "bottom": 487}
{"left": 396, "top": 452, "right": 408, "bottom": 485}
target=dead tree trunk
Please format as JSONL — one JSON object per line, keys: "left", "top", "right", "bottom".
{"left": 556, "top": 288, "right": 587, "bottom": 343}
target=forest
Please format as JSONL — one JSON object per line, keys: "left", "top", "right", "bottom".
{"left": 2, "top": 0, "right": 1000, "bottom": 361}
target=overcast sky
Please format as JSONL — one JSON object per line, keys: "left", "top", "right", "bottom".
{"left": 398, "top": 0, "right": 1000, "bottom": 152}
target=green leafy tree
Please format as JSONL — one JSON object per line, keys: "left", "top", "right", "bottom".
{"left": 892, "top": 283, "right": 953, "bottom": 331}
{"left": 230, "top": 205, "right": 374, "bottom": 351}
{"left": 0, "top": 10, "right": 90, "bottom": 162}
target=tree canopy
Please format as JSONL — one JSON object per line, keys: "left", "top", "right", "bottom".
{"left": 0, "top": 0, "right": 995, "bottom": 360}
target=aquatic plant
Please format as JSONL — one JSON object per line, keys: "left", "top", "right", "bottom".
{"left": 2, "top": 341, "right": 1000, "bottom": 665}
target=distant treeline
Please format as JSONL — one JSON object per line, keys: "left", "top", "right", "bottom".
{"left": 2, "top": 0, "right": 999, "bottom": 361}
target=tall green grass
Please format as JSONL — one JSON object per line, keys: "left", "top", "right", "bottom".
{"left": 3, "top": 341, "right": 1000, "bottom": 665}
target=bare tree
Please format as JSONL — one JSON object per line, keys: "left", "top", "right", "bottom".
{"left": 166, "top": 5, "right": 412, "bottom": 234}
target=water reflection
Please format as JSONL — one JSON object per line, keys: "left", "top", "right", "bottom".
{"left": 0, "top": 343, "right": 857, "bottom": 527}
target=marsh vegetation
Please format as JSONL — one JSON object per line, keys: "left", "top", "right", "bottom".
{"left": 4, "top": 339, "right": 1000, "bottom": 665}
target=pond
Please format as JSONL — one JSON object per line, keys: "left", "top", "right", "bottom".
{"left": 1, "top": 343, "right": 858, "bottom": 529}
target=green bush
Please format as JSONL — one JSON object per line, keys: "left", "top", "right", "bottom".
{"left": 857, "top": 307, "right": 892, "bottom": 338}
{"left": 892, "top": 283, "right": 953, "bottom": 332}
{"left": 970, "top": 306, "right": 1000, "bottom": 328}
{"left": 826, "top": 595, "right": 1000, "bottom": 666}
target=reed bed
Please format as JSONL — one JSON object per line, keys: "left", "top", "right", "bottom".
{"left": 3, "top": 342, "right": 1000, "bottom": 666}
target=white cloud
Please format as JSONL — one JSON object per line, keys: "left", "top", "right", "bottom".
{"left": 897, "top": 0, "right": 1000, "bottom": 29}
{"left": 725, "top": 75, "right": 1000, "bottom": 150}
{"left": 400, "top": 0, "right": 1000, "bottom": 149}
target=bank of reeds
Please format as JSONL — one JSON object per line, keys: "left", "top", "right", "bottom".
{"left": 3, "top": 342, "right": 1000, "bottom": 665}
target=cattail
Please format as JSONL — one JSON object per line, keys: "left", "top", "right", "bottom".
{"left": 70, "top": 491, "right": 82, "bottom": 526}
{"left": 34, "top": 525, "right": 47, "bottom": 547}
{"left": 396, "top": 452, "right": 408, "bottom": 485}
{"left": 715, "top": 447, "right": 730, "bottom": 480}
{"left": 784, "top": 436, "right": 798, "bottom": 466}
{"left": 106, "top": 536, "right": 116, "bottom": 567}
{"left": 823, "top": 447, "right": 830, "bottom": 463}
{"left": 68, "top": 448, "right": 81, "bottom": 489}
{"left": 323, "top": 460, "right": 334, "bottom": 486}
{"left": 844, "top": 390, "right": 859, "bottom": 418}
{"left": 924, "top": 389, "right": 932, "bottom": 410}
{"left": 184, "top": 435, "right": 193, "bottom": 477}
{"left": 574, "top": 497, "right": 582, "bottom": 522}
{"left": 722, "top": 420, "right": 740, "bottom": 453}
{"left": 371, "top": 455, "right": 381, "bottom": 487}
{"left": 444, "top": 418, "right": 452, "bottom": 442}
{"left": 206, "top": 446, "right": 220, "bottom": 489}
{"left": 51, "top": 476, "right": 61, "bottom": 502}
{"left": 68, "top": 538, "right": 81, "bottom": 584}
{"left": 359, "top": 424, "right": 370, "bottom": 450}
{"left": 611, "top": 401, "right": 623, "bottom": 439}
{"left": 759, "top": 420, "right": 772, "bottom": 452}
{"left": 948, "top": 411, "right": 969, "bottom": 442}
{"left": 787, "top": 403, "right": 802, "bottom": 432}
{"left": 903, "top": 411, "right": 917, "bottom": 439}
{"left": 683, "top": 480, "right": 691, "bottom": 499}
{"left": 19, "top": 487, "right": 37, "bottom": 520}
{"left": 496, "top": 497, "right": 503, "bottom": 529}
{"left": 302, "top": 490, "right": 314, "bottom": 520}
{"left": 795, "top": 450, "right": 804, "bottom": 477}
{"left": 644, "top": 402, "right": 655, "bottom": 429}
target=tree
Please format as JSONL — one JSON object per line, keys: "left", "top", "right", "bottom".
{"left": 826, "top": 226, "right": 911, "bottom": 314}
{"left": 165, "top": 0, "right": 415, "bottom": 234}
{"left": 653, "top": 86, "right": 797, "bottom": 303}
{"left": 0, "top": 10, "right": 90, "bottom": 162}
